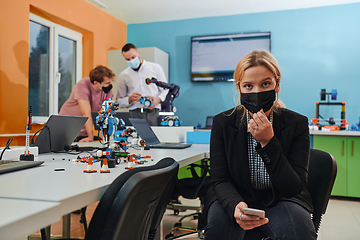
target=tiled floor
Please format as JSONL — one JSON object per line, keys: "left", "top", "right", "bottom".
{"left": 26, "top": 197, "right": 360, "bottom": 240}
{"left": 316, "top": 197, "right": 360, "bottom": 240}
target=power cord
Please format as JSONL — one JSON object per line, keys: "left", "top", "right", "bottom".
{"left": 30, "top": 127, "right": 45, "bottom": 146}
{"left": 0, "top": 138, "right": 13, "bottom": 160}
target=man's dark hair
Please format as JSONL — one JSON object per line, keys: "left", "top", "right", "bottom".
{"left": 89, "top": 65, "right": 115, "bottom": 84}
{"left": 122, "top": 43, "right": 137, "bottom": 52}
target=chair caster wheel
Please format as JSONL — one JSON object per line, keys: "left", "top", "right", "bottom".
{"left": 174, "top": 222, "right": 182, "bottom": 227}
{"left": 174, "top": 209, "right": 179, "bottom": 215}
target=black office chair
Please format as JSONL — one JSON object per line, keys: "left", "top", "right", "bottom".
{"left": 307, "top": 148, "right": 337, "bottom": 232}
{"left": 165, "top": 159, "right": 211, "bottom": 239}
{"left": 50, "top": 157, "right": 179, "bottom": 240}
{"left": 244, "top": 148, "right": 337, "bottom": 239}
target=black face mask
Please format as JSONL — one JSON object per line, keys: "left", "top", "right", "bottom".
{"left": 102, "top": 84, "right": 113, "bottom": 93}
{"left": 240, "top": 89, "right": 276, "bottom": 114}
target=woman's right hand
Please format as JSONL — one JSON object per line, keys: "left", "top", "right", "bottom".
{"left": 234, "top": 202, "right": 269, "bottom": 230}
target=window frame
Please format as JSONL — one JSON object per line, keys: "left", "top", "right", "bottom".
{"left": 29, "top": 13, "right": 82, "bottom": 124}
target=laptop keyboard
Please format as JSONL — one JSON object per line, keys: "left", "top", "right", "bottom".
{"left": 0, "top": 160, "right": 44, "bottom": 175}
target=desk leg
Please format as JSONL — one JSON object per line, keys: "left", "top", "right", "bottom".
{"left": 62, "top": 214, "right": 71, "bottom": 238}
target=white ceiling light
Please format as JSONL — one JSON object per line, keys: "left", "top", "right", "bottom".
{"left": 92, "top": 0, "right": 109, "bottom": 9}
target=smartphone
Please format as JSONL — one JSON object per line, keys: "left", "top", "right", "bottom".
{"left": 243, "top": 207, "right": 265, "bottom": 218}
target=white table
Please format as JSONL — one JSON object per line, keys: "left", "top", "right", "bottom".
{"left": 0, "top": 199, "right": 60, "bottom": 240}
{"left": 0, "top": 144, "right": 209, "bottom": 240}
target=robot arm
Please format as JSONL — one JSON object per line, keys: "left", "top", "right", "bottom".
{"left": 145, "top": 77, "right": 180, "bottom": 112}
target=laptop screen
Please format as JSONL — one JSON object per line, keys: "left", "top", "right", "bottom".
{"left": 205, "top": 116, "right": 214, "bottom": 128}
{"left": 33, "top": 115, "right": 87, "bottom": 153}
{"left": 129, "top": 118, "right": 160, "bottom": 145}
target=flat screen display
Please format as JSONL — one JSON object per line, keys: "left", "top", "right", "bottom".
{"left": 191, "top": 32, "right": 271, "bottom": 82}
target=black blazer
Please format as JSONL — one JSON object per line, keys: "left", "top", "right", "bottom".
{"left": 208, "top": 107, "right": 313, "bottom": 220}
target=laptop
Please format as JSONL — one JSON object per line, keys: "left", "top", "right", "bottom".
{"left": 203, "top": 116, "right": 214, "bottom": 129}
{"left": 32, "top": 115, "right": 88, "bottom": 153}
{"left": 91, "top": 111, "right": 133, "bottom": 130}
{"left": 129, "top": 118, "right": 192, "bottom": 149}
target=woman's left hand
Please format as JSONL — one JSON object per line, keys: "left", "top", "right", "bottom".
{"left": 248, "top": 109, "right": 274, "bottom": 147}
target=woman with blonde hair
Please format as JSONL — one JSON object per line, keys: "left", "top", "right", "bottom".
{"left": 204, "top": 50, "right": 316, "bottom": 239}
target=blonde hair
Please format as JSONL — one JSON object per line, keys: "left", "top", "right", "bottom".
{"left": 233, "top": 50, "right": 284, "bottom": 115}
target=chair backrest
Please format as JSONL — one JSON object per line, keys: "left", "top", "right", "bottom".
{"left": 307, "top": 148, "right": 337, "bottom": 232}
{"left": 173, "top": 160, "right": 210, "bottom": 200}
{"left": 85, "top": 157, "right": 179, "bottom": 240}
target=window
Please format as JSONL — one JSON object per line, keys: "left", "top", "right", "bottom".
{"left": 29, "top": 14, "right": 82, "bottom": 123}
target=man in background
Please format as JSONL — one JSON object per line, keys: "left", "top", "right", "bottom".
{"left": 59, "top": 65, "right": 115, "bottom": 142}
{"left": 116, "top": 43, "right": 168, "bottom": 126}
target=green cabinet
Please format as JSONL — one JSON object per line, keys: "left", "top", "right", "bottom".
{"left": 313, "top": 135, "right": 360, "bottom": 198}
{"left": 347, "top": 137, "right": 360, "bottom": 197}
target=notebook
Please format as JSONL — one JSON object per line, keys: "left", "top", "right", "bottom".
{"left": 32, "top": 115, "right": 88, "bottom": 153}
{"left": 91, "top": 111, "right": 133, "bottom": 130}
{"left": 129, "top": 118, "right": 192, "bottom": 149}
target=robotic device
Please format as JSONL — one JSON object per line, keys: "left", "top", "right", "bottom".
{"left": 311, "top": 89, "right": 347, "bottom": 131}
{"left": 145, "top": 77, "right": 180, "bottom": 112}
{"left": 95, "top": 98, "right": 139, "bottom": 167}
{"left": 96, "top": 98, "right": 120, "bottom": 148}
{"left": 145, "top": 77, "right": 181, "bottom": 126}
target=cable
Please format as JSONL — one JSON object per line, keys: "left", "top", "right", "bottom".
{"left": 30, "top": 127, "right": 45, "bottom": 145}
{"left": 0, "top": 138, "right": 13, "bottom": 160}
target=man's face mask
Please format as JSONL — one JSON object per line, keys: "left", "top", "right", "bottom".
{"left": 240, "top": 89, "right": 276, "bottom": 114}
{"left": 102, "top": 84, "right": 113, "bottom": 93}
{"left": 127, "top": 57, "right": 141, "bottom": 69}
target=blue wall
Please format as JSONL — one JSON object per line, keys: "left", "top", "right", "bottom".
{"left": 127, "top": 3, "right": 360, "bottom": 128}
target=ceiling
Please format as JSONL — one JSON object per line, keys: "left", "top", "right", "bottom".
{"left": 86, "top": 0, "right": 360, "bottom": 24}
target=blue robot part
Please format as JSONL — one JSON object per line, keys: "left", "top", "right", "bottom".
{"left": 160, "top": 116, "right": 182, "bottom": 127}
{"left": 139, "top": 96, "right": 153, "bottom": 107}
{"left": 114, "top": 127, "right": 138, "bottom": 143}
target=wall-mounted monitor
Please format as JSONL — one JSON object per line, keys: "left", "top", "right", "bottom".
{"left": 191, "top": 32, "right": 271, "bottom": 82}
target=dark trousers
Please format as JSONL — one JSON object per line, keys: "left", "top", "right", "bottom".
{"left": 130, "top": 108, "right": 159, "bottom": 126}
{"left": 205, "top": 200, "right": 317, "bottom": 240}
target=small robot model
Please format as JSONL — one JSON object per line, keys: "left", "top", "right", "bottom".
{"left": 95, "top": 98, "right": 123, "bottom": 167}
{"left": 96, "top": 98, "right": 119, "bottom": 147}
{"left": 160, "top": 116, "right": 182, "bottom": 127}
{"left": 139, "top": 96, "right": 153, "bottom": 107}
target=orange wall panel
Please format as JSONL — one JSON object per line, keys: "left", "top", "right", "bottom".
{"left": 0, "top": 0, "right": 127, "bottom": 146}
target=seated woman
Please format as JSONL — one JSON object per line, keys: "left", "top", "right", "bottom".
{"left": 204, "top": 50, "right": 317, "bottom": 240}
